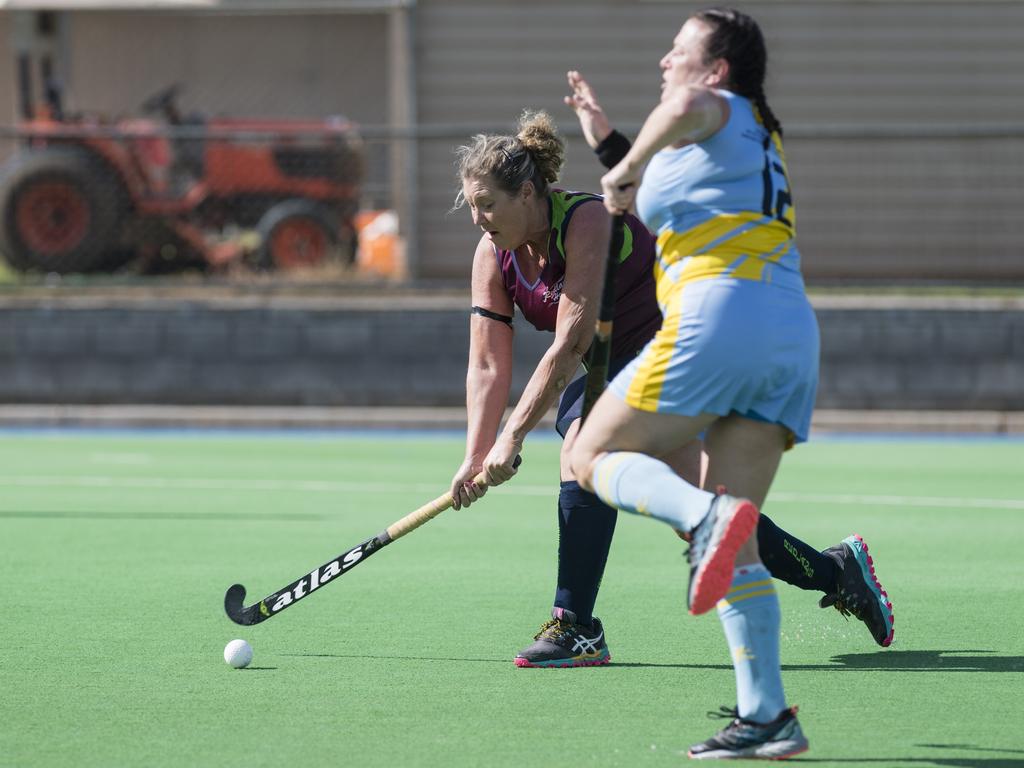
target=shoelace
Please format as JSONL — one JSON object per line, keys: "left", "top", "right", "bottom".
{"left": 833, "top": 588, "right": 867, "bottom": 620}
{"left": 706, "top": 705, "right": 798, "bottom": 729}
{"left": 707, "top": 706, "right": 740, "bottom": 721}
{"left": 690, "top": 488, "right": 727, "bottom": 554}
{"left": 533, "top": 618, "right": 571, "bottom": 642}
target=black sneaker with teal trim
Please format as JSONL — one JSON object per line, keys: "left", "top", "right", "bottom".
{"left": 688, "top": 706, "right": 809, "bottom": 760}
{"left": 514, "top": 608, "right": 610, "bottom": 668}
{"left": 819, "top": 534, "right": 895, "bottom": 647}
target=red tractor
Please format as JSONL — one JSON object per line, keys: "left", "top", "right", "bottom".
{"left": 0, "top": 84, "right": 364, "bottom": 274}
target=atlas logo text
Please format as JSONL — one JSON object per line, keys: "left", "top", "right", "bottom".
{"left": 269, "top": 544, "right": 365, "bottom": 612}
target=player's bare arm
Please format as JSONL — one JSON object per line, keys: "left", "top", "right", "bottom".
{"left": 602, "top": 86, "right": 728, "bottom": 213}
{"left": 451, "top": 235, "right": 516, "bottom": 507}
{"left": 494, "top": 200, "right": 610, "bottom": 466}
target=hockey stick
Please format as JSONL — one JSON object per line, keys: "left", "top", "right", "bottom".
{"left": 580, "top": 213, "right": 625, "bottom": 420}
{"left": 224, "top": 457, "right": 520, "bottom": 625}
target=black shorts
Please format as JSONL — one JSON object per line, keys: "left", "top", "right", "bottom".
{"left": 555, "top": 354, "right": 639, "bottom": 438}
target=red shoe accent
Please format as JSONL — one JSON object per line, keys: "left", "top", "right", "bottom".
{"left": 689, "top": 499, "right": 760, "bottom": 616}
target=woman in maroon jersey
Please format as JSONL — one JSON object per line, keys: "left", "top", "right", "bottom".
{"left": 448, "top": 109, "right": 889, "bottom": 669}
{"left": 448, "top": 109, "right": 663, "bottom": 667}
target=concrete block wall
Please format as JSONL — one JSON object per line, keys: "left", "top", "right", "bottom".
{"left": 1, "top": 296, "right": 1021, "bottom": 410}
{"left": 0, "top": 298, "right": 550, "bottom": 406}
{"left": 816, "top": 304, "right": 1023, "bottom": 410}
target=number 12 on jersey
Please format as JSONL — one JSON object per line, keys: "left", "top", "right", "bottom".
{"left": 761, "top": 135, "right": 795, "bottom": 231}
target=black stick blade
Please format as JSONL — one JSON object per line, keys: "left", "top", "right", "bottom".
{"left": 224, "top": 583, "right": 268, "bottom": 626}
{"left": 222, "top": 533, "right": 391, "bottom": 626}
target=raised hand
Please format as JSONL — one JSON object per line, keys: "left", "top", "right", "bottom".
{"left": 564, "top": 70, "right": 612, "bottom": 149}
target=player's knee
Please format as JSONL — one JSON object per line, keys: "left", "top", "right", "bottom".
{"left": 569, "top": 446, "right": 600, "bottom": 492}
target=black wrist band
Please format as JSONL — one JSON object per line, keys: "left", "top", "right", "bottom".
{"left": 595, "top": 129, "right": 632, "bottom": 169}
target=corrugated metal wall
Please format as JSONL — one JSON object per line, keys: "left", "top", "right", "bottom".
{"left": 1, "top": 2, "right": 1021, "bottom": 281}
{"left": 415, "top": 0, "right": 1024, "bottom": 280}
{"left": 63, "top": 12, "right": 389, "bottom": 123}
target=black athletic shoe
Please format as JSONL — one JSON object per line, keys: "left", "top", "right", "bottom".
{"left": 820, "top": 534, "right": 895, "bottom": 647}
{"left": 688, "top": 706, "right": 809, "bottom": 760}
{"left": 514, "top": 608, "right": 611, "bottom": 668}
{"left": 686, "top": 491, "right": 760, "bottom": 615}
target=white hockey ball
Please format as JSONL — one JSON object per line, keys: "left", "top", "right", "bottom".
{"left": 224, "top": 639, "right": 253, "bottom": 669}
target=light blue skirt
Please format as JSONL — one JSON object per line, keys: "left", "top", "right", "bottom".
{"left": 609, "top": 272, "right": 820, "bottom": 443}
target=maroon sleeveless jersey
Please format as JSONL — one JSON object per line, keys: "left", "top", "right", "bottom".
{"left": 494, "top": 190, "right": 660, "bottom": 360}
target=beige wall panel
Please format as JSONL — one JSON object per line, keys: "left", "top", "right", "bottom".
{"left": 0, "top": 14, "right": 15, "bottom": 124}
{"left": 416, "top": 0, "right": 1024, "bottom": 280}
{"left": 788, "top": 137, "right": 1024, "bottom": 279}
{"left": 62, "top": 12, "right": 388, "bottom": 122}
{"left": 418, "top": 1, "right": 1024, "bottom": 125}
{"left": 0, "top": 13, "right": 16, "bottom": 163}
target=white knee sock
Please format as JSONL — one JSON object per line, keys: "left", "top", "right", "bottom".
{"left": 590, "top": 451, "right": 714, "bottom": 532}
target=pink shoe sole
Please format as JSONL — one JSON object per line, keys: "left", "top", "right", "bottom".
{"left": 513, "top": 654, "right": 611, "bottom": 668}
{"left": 848, "top": 533, "right": 895, "bottom": 647}
{"left": 689, "top": 500, "right": 760, "bottom": 616}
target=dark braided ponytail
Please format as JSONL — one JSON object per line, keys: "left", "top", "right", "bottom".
{"left": 694, "top": 8, "right": 782, "bottom": 136}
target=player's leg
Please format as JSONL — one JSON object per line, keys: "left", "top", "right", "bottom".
{"left": 571, "top": 395, "right": 759, "bottom": 615}
{"left": 691, "top": 442, "right": 842, "bottom": 595}
{"left": 514, "top": 416, "right": 614, "bottom": 668}
{"left": 514, "top": 368, "right": 626, "bottom": 668}
{"left": 572, "top": 393, "right": 717, "bottom": 529}
{"left": 688, "top": 414, "right": 808, "bottom": 760}
{"left": 755, "top": 513, "right": 838, "bottom": 592}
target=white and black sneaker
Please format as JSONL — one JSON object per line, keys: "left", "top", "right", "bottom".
{"left": 514, "top": 608, "right": 611, "bottom": 668}
{"left": 688, "top": 706, "right": 809, "bottom": 760}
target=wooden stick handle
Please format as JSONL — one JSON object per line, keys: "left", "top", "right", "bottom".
{"left": 384, "top": 458, "right": 519, "bottom": 542}
{"left": 385, "top": 487, "right": 460, "bottom": 540}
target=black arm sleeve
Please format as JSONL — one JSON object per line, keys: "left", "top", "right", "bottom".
{"left": 471, "top": 306, "right": 513, "bottom": 327}
{"left": 594, "top": 129, "right": 633, "bottom": 169}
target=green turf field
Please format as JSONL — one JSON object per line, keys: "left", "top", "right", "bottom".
{"left": 1, "top": 432, "right": 1022, "bottom": 768}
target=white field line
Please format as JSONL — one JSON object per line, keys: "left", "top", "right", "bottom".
{"left": 768, "top": 491, "right": 1024, "bottom": 511}
{"left": 1, "top": 475, "right": 1023, "bottom": 511}
{"left": 89, "top": 452, "right": 154, "bottom": 466}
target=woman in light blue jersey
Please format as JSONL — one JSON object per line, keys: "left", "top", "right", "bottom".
{"left": 568, "top": 8, "right": 826, "bottom": 759}
{"left": 564, "top": 71, "right": 895, "bottom": 651}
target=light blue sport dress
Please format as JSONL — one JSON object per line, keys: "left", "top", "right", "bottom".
{"left": 608, "top": 89, "right": 820, "bottom": 443}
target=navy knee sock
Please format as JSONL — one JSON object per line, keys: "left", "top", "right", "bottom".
{"left": 554, "top": 481, "right": 617, "bottom": 625}
{"left": 757, "top": 513, "right": 838, "bottom": 593}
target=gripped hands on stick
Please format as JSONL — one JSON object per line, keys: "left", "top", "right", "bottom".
{"left": 449, "top": 434, "right": 522, "bottom": 509}
{"left": 601, "top": 163, "right": 640, "bottom": 215}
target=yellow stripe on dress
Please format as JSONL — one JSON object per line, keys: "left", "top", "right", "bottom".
{"left": 623, "top": 213, "right": 797, "bottom": 413}
{"left": 655, "top": 213, "right": 794, "bottom": 290}
{"left": 624, "top": 276, "right": 687, "bottom": 411}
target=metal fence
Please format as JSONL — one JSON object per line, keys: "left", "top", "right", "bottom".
{"left": 2, "top": 119, "right": 1023, "bottom": 283}
{"left": 2, "top": 1, "right": 1023, "bottom": 285}
{"left": 0, "top": 119, "right": 371, "bottom": 277}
